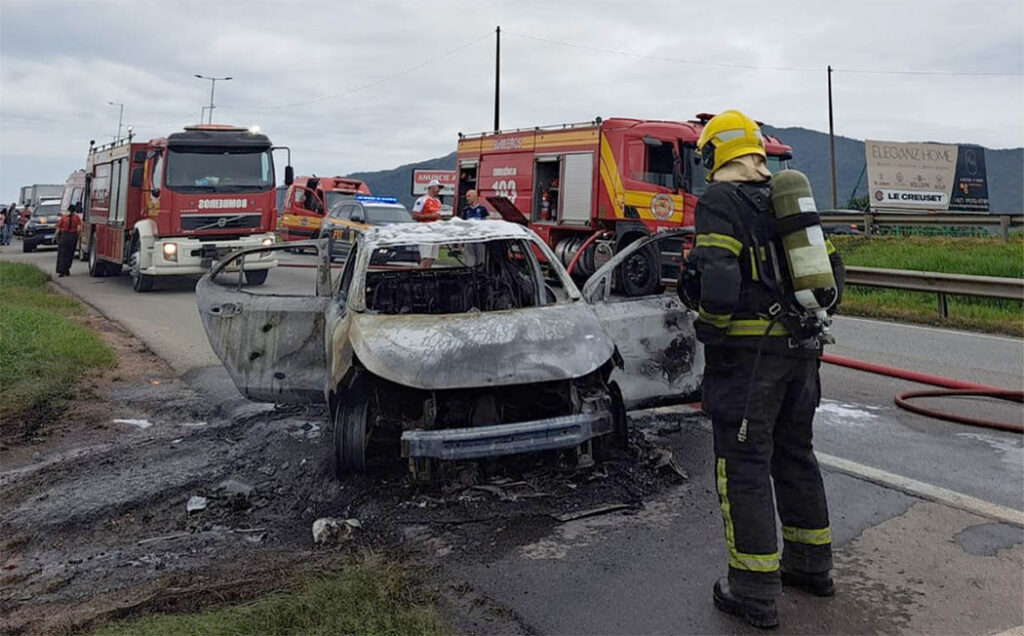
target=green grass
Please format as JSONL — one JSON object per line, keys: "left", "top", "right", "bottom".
{"left": 830, "top": 236, "right": 1023, "bottom": 335}
{"left": 0, "top": 262, "right": 115, "bottom": 430}
{"left": 831, "top": 235, "right": 1024, "bottom": 278}
{"left": 93, "top": 554, "right": 447, "bottom": 636}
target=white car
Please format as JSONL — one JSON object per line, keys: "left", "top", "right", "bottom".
{"left": 196, "top": 220, "right": 703, "bottom": 479}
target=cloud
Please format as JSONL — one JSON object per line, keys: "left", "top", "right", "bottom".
{"left": 1, "top": 0, "right": 1021, "bottom": 201}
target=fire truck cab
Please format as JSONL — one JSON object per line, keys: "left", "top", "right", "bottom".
{"left": 278, "top": 175, "right": 371, "bottom": 243}
{"left": 455, "top": 116, "right": 792, "bottom": 296}
{"left": 81, "top": 125, "right": 284, "bottom": 292}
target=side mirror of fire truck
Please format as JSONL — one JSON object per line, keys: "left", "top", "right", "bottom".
{"left": 284, "top": 165, "right": 294, "bottom": 186}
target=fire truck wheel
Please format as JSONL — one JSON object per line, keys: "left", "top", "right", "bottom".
{"left": 244, "top": 269, "right": 268, "bottom": 286}
{"left": 333, "top": 371, "right": 371, "bottom": 477}
{"left": 617, "top": 243, "right": 660, "bottom": 297}
{"left": 87, "top": 234, "right": 107, "bottom": 277}
{"left": 129, "top": 240, "right": 154, "bottom": 292}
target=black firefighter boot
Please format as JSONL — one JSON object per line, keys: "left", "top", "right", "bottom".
{"left": 713, "top": 578, "right": 779, "bottom": 630}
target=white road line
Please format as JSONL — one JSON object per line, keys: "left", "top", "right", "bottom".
{"left": 643, "top": 405, "right": 1024, "bottom": 525}
{"left": 816, "top": 451, "right": 1024, "bottom": 527}
{"left": 834, "top": 315, "right": 1023, "bottom": 343}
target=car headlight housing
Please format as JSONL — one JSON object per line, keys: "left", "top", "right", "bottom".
{"left": 162, "top": 242, "right": 178, "bottom": 261}
{"left": 261, "top": 237, "right": 274, "bottom": 247}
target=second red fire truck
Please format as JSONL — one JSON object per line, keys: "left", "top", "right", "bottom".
{"left": 277, "top": 175, "right": 371, "bottom": 244}
{"left": 454, "top": 115, "right": 792, "bottom": 295}
{"left": 80, "top": 124, "right": 290, "bottom": 291}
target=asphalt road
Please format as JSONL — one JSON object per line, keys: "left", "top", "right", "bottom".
{"left": 3, "top": 242, "right": 1022, "bottom": 634}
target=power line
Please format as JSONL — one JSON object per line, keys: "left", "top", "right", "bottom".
{"left": 220, "top": 31, "right": 494, "bottom": 112}
{"left": 505, "top": 30, "right": 819, "bottom": 72}
{"left": 504, "top": 30, "right": 1022, "bottom": 77}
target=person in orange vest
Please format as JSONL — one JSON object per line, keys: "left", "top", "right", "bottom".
{"left": 55, "top": 207, "right": 83, "bottom": 277}
{"left": 412, "top": 179, "right": 443, "bottom": 268}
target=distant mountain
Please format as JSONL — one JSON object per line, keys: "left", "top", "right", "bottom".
{"left": 347, "top": 154, "right": 457, "bottom": 209}
{"left": 350, "top": 128, "right": 1022, "bottom": 213}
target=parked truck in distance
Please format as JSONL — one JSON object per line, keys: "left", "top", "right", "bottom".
{"left": 19, "top": 183, "right": 64, "bottom": 207}
{"left": 79, "top": 124, "right": 291, "bottom": 292}
{"left": 454, "top": 115, "right": 793, "bottom": 296}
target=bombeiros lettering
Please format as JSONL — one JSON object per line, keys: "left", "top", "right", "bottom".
{"left": 198, "top": 198, "right": 248, "bottom": 210}
{"left": 491, "top": 137, "right": 523, "bottom": 151}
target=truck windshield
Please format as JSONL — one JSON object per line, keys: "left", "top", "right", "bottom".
{"left": 325, "top": 191, "right": 358, "bottom": 209}
{"left": 165, "top": 149, "right": 273, "bottom": 193}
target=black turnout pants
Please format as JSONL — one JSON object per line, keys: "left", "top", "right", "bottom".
{"left": 56, "top": 233, "right": 77, "bottom": 275}
{"left": 703, "top": 344, "right": 833, "bottom": 600}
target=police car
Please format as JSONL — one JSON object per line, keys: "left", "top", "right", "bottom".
{"left": 317, "top": 196, "right": 413, "bottom": 261}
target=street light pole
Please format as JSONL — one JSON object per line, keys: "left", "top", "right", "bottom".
{"left": 107, "top": 101, "right": 124, "bottom": 142}
{"left": 494, "top": 26, "right": 500, "bottom": 133}
{"left": 827, "top": 65, "right": 838, "bottom": 209}
{"left": 194, "top": 74, "right": 233, "bottom": 124}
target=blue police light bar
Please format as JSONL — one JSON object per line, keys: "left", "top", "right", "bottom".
{"left": 354, "top": 195, "right": 399, "bottom": 204}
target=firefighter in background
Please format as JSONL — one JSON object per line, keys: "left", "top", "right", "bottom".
{"left": 412, "top": 179, "right": 443, "bottom": 268}
{"left": 690, "top": 110, "right": 844, "bottom": 629}
{"left": 54, "top": 205, "right": 82, "bottom": 277}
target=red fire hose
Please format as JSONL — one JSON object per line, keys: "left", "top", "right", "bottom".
{"left": 566, "top": 230, "right": 613, "bottom": 276}
{"left": 821, "top": 353, "right": 1023, "bottom": 433}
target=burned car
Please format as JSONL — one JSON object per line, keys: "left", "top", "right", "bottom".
{"left": 196, "top": 220, "right": 703, "bottom": 478}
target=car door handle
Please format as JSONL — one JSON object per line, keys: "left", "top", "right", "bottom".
{"left": 208, "top": 302, "right": 240, "bottom": 317}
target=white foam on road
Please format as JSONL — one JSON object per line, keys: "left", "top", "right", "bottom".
{"left": 815, "top": 399, "right": 882, "bottom": 426}
{"left": 113, "top": 418, "right": 153, "bottom": 429}
{"left": 957, "top": 432, "right": 1024, "bottom": 469}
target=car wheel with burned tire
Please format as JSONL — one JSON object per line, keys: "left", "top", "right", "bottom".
{"left": 333, "top": 371, "right": 372, "bottom": 477}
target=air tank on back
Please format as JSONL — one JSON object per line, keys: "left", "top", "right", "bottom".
{"left": 769, "top": 169, "right": 837, "bottom": 321}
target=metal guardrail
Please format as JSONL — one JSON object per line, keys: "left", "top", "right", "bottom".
{"left": 820, "top": 213, "right": 1023, "bottom": 240}
{"left": 845, "top": 266, "right": 1024, "bottom": 317}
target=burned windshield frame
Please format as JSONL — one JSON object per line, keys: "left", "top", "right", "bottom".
{"left": 350, "top": 237, "right": 555, "bottom": 314}
{"left": 164, "top": 148, "right": 274, "bottom": 193}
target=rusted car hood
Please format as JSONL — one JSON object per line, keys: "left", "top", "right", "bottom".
{"left": 348, "top": 303, "right": 614, "bottom": 390}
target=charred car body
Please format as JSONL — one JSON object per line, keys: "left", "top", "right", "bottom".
{"left": 196, "top": 220, "right": 702, "bottom": 479}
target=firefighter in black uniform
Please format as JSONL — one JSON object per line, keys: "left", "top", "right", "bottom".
{"left": 689, "top": 110, "right": 845, "bottom": 629}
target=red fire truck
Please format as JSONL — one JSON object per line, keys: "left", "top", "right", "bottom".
{"left": 277, "top": 175, "right": 371, "bottom": 244}
{"left": 454, "top": 115, "right": 792, "bottom": 295}
{"left": 80, "top": 125, "right": 290, "bottom": 292}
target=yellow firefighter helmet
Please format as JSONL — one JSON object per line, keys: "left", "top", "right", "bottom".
{"left": 697, "top": 110, "right": 767, "bottom": 177}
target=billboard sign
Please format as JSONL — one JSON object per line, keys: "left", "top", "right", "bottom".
{"left": 411, "top": 169, "right": 457, "bottom": 196}
{"left": 865, "top": 140, "right": 988, "bottom": 212}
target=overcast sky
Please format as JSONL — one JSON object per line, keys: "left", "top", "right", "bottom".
{"left": 1, "top": 0, "right": 1021, "bottom": 202}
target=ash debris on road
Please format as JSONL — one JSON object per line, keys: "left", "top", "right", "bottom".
{"left": 0, "top": 356, "right": 701, "bottom": 633}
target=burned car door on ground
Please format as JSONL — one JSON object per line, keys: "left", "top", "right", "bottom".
{"left": 195, "top": 241, "right": 332, "bottom": 404}
{"left": 582, "top": 230, "right": 704, "bottom": 409}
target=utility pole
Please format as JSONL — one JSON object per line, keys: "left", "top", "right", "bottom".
{"left": 827, "top": 65, "right": 838, "bottom": 209}
{"left": 494, "top": 26, "right": 501, "bottom": 133}
{"left": 194, "top": 74, "right": 233, "bottom": 124}
{"left": 107, "top": 101, "right": 124, "bottom": 142}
